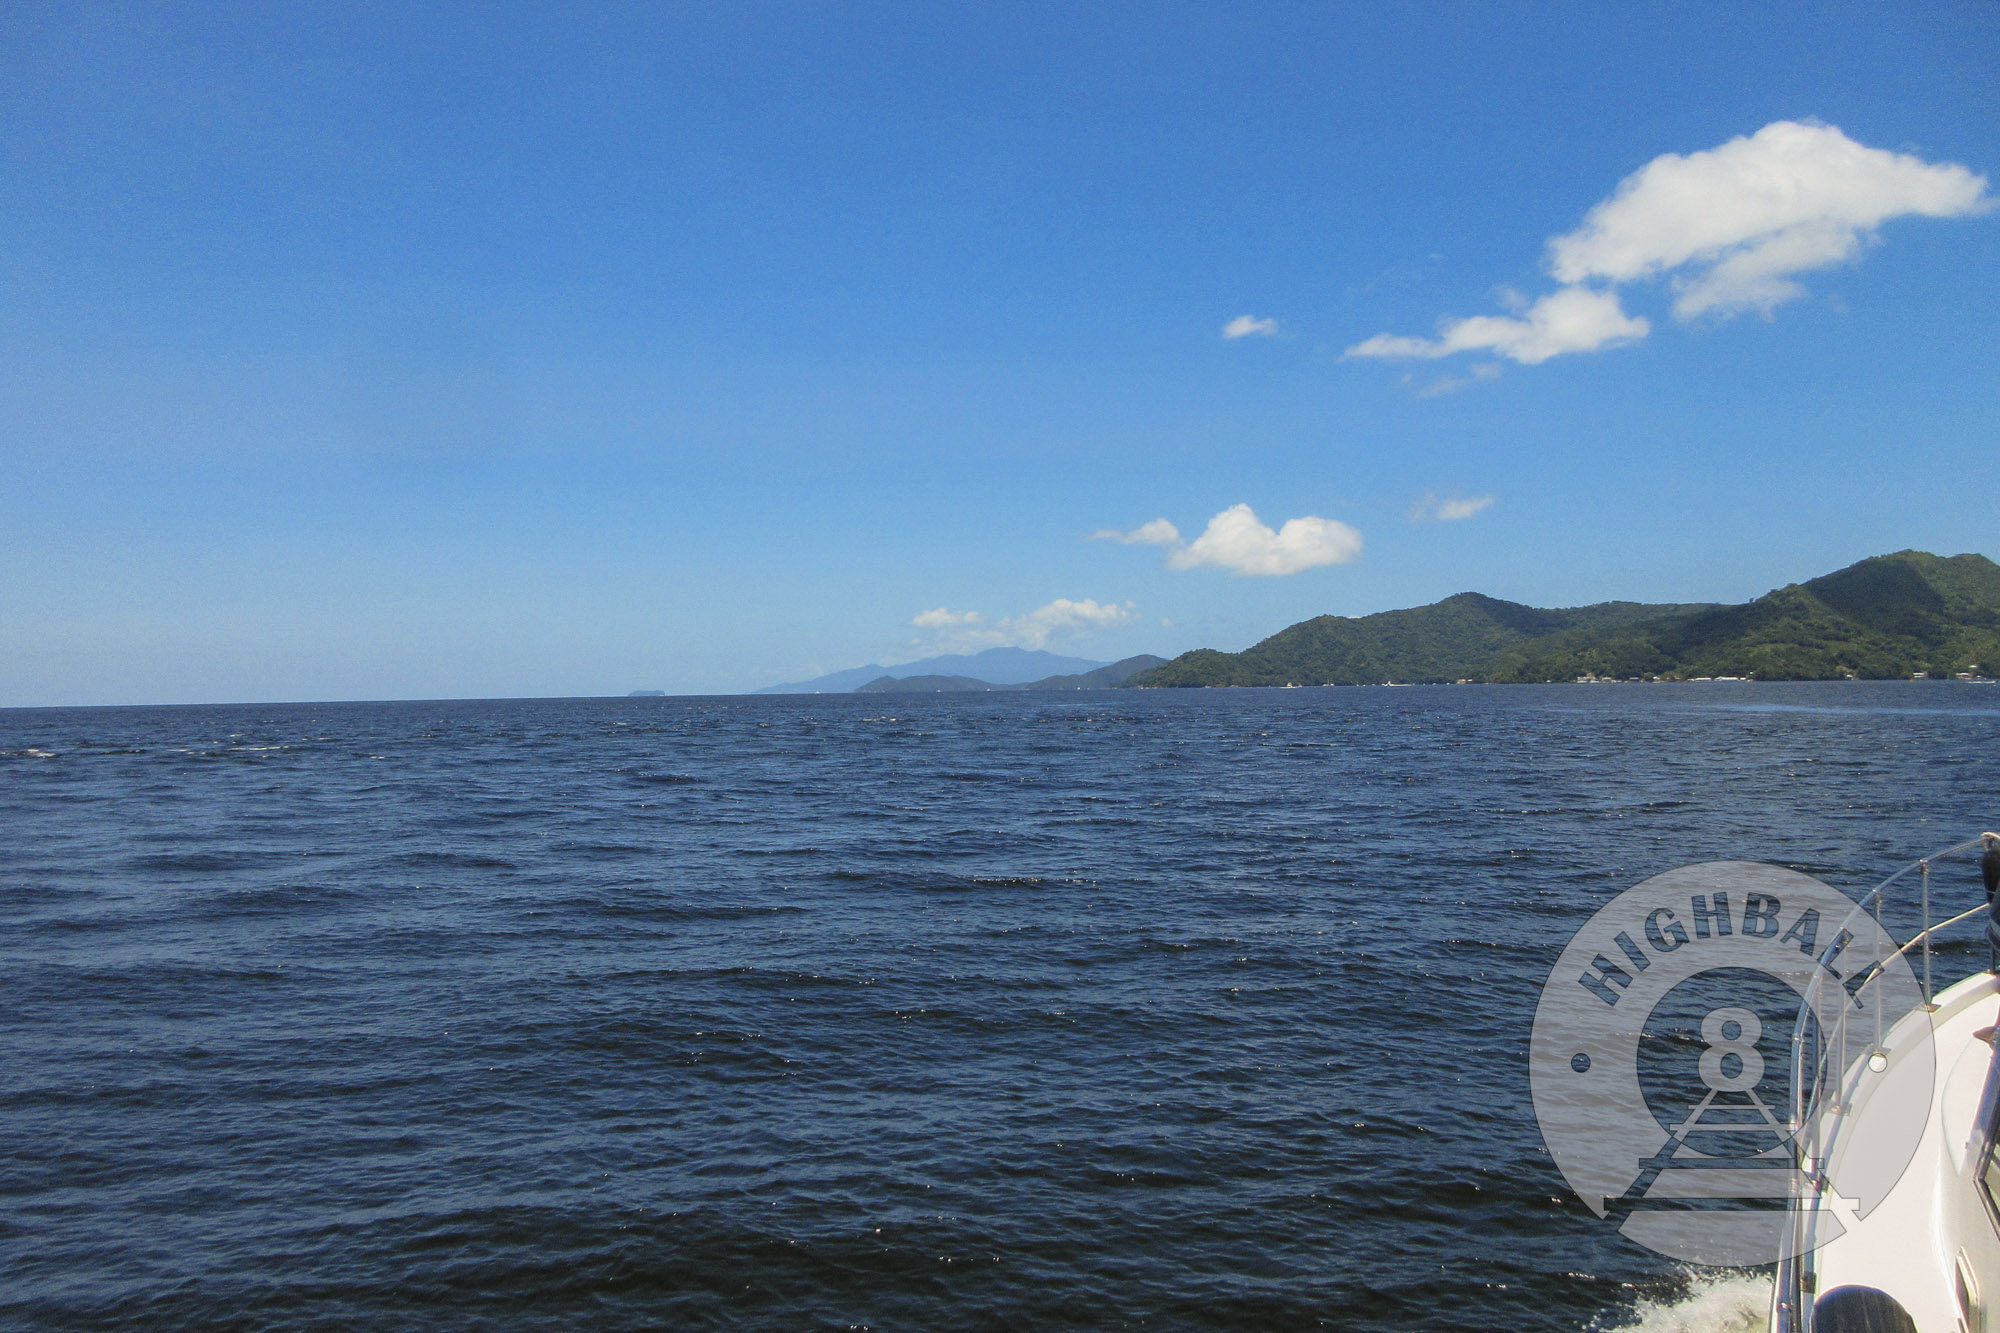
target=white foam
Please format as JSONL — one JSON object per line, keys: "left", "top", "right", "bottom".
{"left": 1595, "top": 1272, "right": 1771, "bottom": 1333}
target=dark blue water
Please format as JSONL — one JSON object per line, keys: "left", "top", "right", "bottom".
{"left": 5, "top": 683, "right": 1999, "bottom": 1330}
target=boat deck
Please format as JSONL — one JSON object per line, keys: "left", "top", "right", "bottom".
{"left": 1806, "top": 969, "right": 1999, "bottom": 1330}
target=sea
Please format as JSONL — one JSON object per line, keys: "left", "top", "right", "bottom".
{"left": 4, "top": 681, "right": 1998, "bottom": 1331}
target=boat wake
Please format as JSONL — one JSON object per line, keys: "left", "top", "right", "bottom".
{"left": 1595, "top": 1272, "right": 1770, "bottom": 1333}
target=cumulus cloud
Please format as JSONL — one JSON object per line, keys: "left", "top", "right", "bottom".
{"left": 911, "top": 598, "right": 1138, "bottom": 651}
{"left": 1095, "top": 505, "right": 1362, "bottom": 576}
{"left": 1346, "top": 120, "right": 1991, "bottom": 366}
{"left": 1222, "top": 314, "right": 1279, "bottom": 339}
{"left": 1089, "top": 518, "right": 1182, "bottom": 546}
{"left": 1411, "top": 491, "right": 1495, "bottom": 522}
{"left": 1549, "top": 120, "right": 1989, "bottom": 315}
{"left": 1163, "top": 504, "right": 1361, "bottom": 576}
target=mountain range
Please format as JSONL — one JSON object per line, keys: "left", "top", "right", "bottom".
{"left": 754, "top": 647, "right": 1116, "bottom": 694}
{"left": 854, "top": 655, "right": 1167, "bottom": 693}
{"left": 1129, "top": 551, "right": 2000, "bottom": 687}
{"left": 742, "top": 550, "right": 1999, "bottom": 698}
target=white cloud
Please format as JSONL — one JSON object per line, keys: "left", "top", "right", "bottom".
{"left": 1668, "top": 219, "right": 1864, "bottom": 319}
{"left": 1347, "top": 286, "right": 1649, "bottom": 365}
{"left": 1164, "top": 503, "right": 1362, "bottom": 576}
{"left": 911, "top": 607, "right": 983, "bottom": 630}
{"left": 911, "top": 598, "right": 1138, "bottom": 651}
{"left": 1346, "top": 120, "right": 1991, "bottom": 365}
{"left": 1411, "top": 491, "right": 1495, "bottom": 521}
{"left": 1549, "top": 120, "right": 1989, "bottom": 316}
{"left": 1222, "top": 314, "right": 1279, "bottom": 339}
{"left": 1096, "top": 505, "right": 1363, "bottom": 576}
{"left": 1001, "top": 597, "right": 1138, "bottom": 648}
{"left": 1089, "top": 518, "right": 1181, "bottom": 546}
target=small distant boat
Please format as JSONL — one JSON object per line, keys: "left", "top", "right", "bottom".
{"left": 1772, "top": 836, "right": 2000, "bottom": 1332}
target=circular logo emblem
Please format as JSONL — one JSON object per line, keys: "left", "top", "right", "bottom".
{"left": 1530, "top": 861, "right": 1934, "bottom": 1266}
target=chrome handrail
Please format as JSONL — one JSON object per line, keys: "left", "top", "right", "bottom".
{"left": 1831, "top": 903, "right": 1988, "bottom": 998}
{"left": 1776, "top": 835, "right": 1994, "bottom": 1333}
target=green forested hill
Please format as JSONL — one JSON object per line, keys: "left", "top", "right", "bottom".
{"left": 854, "top": 673, "right": 995, "bottom": 693}
{"left": 1018, "top": 655, "right": 1169, "bottom": 690}
{"left": 1132, "top": 592, "right": 1717, "bottom": 686}
{"left": 1129, "top": 551, "right": 2000, "bottom": 687}
{"left": 853, "top": 655, "right": 1170, "bottom": 693}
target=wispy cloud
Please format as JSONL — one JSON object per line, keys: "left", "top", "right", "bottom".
{"left": 1410, "top": 491, "right": 1495, "bottom": 522}
{"left": 1413, "top": 361, "right": 1504, "bottom": 397}
{"left": 1347, "top": 120, "right": 1992, "bottom": 367}
{"left": 1222, "top": 314, "right": 1279, "bottom": 340}
{"left": 1097, "top": 504, "right": 1361, "bottom": 576}
{"left": 1003, "top": 598, "right": 1137, "bottom": 647}
{"left": 1089, "top": 518, "right": 1181, "bottom": 546}
{"left": 1349, "top": 287, "right": 1648, "bottom": 365}
{"left": 911, "top": 607, "right": 983, "bottom": 630}
{"left": 912, "top": 598, "right": 1138, "bottom": 651}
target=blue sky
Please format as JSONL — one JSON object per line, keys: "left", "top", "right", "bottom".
{"left": 3, "top": 2, "right": 1997, "bottom": 704}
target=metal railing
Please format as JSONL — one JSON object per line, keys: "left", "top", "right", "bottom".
{"left": 1773, "top": 835, "right": 1996, "bottom": 1333}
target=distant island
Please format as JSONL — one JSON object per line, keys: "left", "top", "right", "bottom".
{"left": 1129, "top": 550, "right": 2000, "bottom": 687}
{"left": 756, "top": 647, "right": 1134, "bottom": 694}
{"left": 854, "top": 655, "right": 1167, "bottom": 693}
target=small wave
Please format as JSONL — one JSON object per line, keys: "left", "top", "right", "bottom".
{"left": 126, "top": 851, "right": 285, "bottom": 873}
{"left": 395, "top": 851, "right": 519, "bottom": 870}
{"left": 196, "top": 883, "right": 361, "bottom": 916}
{"left": 549, "top": 841, "right": 651, "bottom": 857}
{"left": 590, "top": 900, "right": 806, "bottom": 921}
{"left": 1594, "top": 1272, "right": 1769, "bottom": 1333}
{"left": 838, "top": 871, "right": 1070, "bottom": 893}
{"left": 30, "top": 916, "right": 124, "bottom": 934}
